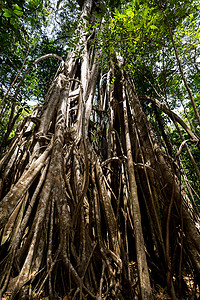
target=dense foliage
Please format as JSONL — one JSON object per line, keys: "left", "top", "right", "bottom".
{"left": 0, "top": 0, "right": 79, "bottom": 149}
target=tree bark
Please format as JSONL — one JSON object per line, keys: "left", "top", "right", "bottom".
{"left": 122, "top": 74, "right": 152, "bottom": 299}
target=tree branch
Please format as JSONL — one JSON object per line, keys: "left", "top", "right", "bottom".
{"left": 139, "top": 95, "right": 199, "bottom": 144}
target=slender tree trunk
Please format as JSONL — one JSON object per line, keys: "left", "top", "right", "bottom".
{"left": 122, "top": 74, "right": 152, "bottom": 299}
{"left": 161, "top": 8, "right": 200, "bottom": 127}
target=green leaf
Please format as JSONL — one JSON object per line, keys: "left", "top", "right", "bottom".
{"left": 24, "top": 107, "right": 30, "bottom": 113}
{"left": 12, "top": 4, "right": 22, "bottom": 10}
{"left": 13, "top": 10, "right": 23, "bottom": 17}
{"left": 3, "top": 9, "right": 13, "bottom": 18}
{"left": 150, "top": 25, "right": 158, "bottom": 30}
{"left": 31, "top": 18, "right": 35, "bottom": 26}
{"left": 10, "top": 18, "right": 15, "bottom": 25}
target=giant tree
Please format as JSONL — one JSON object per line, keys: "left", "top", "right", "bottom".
{"left": 0, "top": 0, "right": 200, "bottom": 299}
